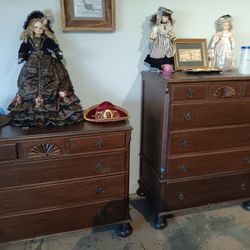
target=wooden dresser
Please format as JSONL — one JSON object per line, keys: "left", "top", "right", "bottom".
{"left": 138, "top": 71, "right": 250, "bottom": 228}
{"left": 0, "top": 121, "right": 132, "bottom": 243}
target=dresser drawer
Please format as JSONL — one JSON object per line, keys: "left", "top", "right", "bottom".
{"left": 167, "top": 148, "right": 250, "bottom": 179}
{"left": 171, "top": 99, "right": 250, "bottom": 130}
{"left": 0, "top": 199, "right": 126, "bottom": 243}
{"left": 207, "top": 82, "right": 242, "bottom": 99}
{"left": 171, "top": 84, "right": 206, "bottom": 101}
{"left": 70, "top": 132, "right": 125, "bottom": 153}
{"left": 169, "top": 125, "right": 250, "bottom": 154}
{"left": 0, "top": 151, "right": 126, "bottom": 188}
{"left": 0, "top": 144, "right": 17, "bottom": 161}
{"left": 165, "top": 172, "right": 250, "bottom": 210}
{"left": 0, "top": 175, "right": 125, "bottom": 216}
{"left": 19, "top": 138, "right": 67, "bottom": 159}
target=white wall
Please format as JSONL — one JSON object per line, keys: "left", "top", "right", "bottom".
{"left": 1, "top": 0, "right": 250, "bottom": 193}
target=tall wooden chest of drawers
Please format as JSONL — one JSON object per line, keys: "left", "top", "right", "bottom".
{"left": 0, "top": 121, "right": 132, "bottom": 243}
{"left": 138, "top": 71, "right": 250, "bottom": 228}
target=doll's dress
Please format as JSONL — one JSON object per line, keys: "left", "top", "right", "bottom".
{"left": 212, "top": 31, "right": 234, "bottom": 70}
{"left": 8, "top": 37, "right": 83, "bottom": 127}
{"left": 144, "top": 23, "right": 175, "bottom": 70}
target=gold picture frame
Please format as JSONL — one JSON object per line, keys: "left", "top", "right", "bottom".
{"left": 60, "top": 0, "right": 116, "bottom": 32}
{"left": 174, "top": 39, "right": 208, "bottom": 71}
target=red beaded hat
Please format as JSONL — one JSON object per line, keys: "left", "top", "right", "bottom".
{"left": 84, "top": 101, "right": 129, "bottom": 122}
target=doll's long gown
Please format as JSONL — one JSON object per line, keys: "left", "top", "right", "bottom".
{"left": 8, "top": 37, "right": 83, "bottom": 127}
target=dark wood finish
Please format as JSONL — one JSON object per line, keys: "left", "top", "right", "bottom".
{"left": 0, "top": 199, "right": 125, "bottom": 243}
{"left": 0, "top": 121, "right": 132, "bottom": 243}
{"left": 139, "top": 71, "right": 250, "bottom": 227}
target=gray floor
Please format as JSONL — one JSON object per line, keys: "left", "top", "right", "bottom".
{"left": 1, "top": 195, "right": 250, "bottom": 250}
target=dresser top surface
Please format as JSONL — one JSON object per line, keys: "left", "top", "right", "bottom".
{"left": 142, "top": 71, "right": 250, "bottom": 83}
{"left": 0, "top": 120, "right": 132, "bottom": 141}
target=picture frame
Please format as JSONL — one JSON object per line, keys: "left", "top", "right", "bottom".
{"left": 174, "top": 39, "right": 208, "bottom": 71}
{"left": 60, "top": 0, "right": 116, "bottom": 32}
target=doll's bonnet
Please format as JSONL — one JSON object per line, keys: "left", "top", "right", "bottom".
{"left": 23, "top": 10, "right": 54, "bottom": 33}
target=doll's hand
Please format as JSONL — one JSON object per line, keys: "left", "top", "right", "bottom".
{"left": 18, "top": 58, "right": 24, "bottom": 64}
{"left": 55, "top": 51, "right": 63, "bottom": 60}
{"left": 59, "top": 91, "right": 67, "bottom": 97}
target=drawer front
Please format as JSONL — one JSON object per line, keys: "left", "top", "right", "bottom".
{"left": 171, "top": 84, "right": 206, "bottom": 101}
{"left": 70, "top": 133, "right": 125, "bottom": 153}
{"left": 0, "top": 144, "right": 17, "bottom": 161}
{"left": 19, "top": 138, "right": 67, "bottom": 159}
{"left": 169, "top": 125, "right": 250, "bottom": 154}
{"left": 171, "top": 100, "right": 250, "bottom": 130}
{"left": 167, "top": 148, "right": 250, "bottom": 179}
{"left": 0, "top": 151, "right": 126, "bottom": 188}
{"left": 0, "top": 175, "right": 125, "bottom": 216}
{"left": 165, "top": 172, "right": 250, "bottom": 210}
{"left": 207, "top": 82, "right": 242, "bottom": 99}
{"left": 0, "top": 199, "right": 127, "bottom": 243}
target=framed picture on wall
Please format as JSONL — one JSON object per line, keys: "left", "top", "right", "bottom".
{"left": 174, "top": 39, "right": 208, "bottom": 71}
{"left": 60, "top": 0, "right": 116, "bottom": 32}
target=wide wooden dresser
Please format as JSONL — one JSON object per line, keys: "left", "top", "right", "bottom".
{"left": 0, "top": 121, "right": 132, "bottom": 243}
{"left": 138, "top": 71, "right": 250, "bottom": 228}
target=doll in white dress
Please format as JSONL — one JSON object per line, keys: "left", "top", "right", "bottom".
{"left": 144, "top": 7, "right": 176, "bottom": 70}
{"left": 209, "top": 15, "right": 235, "bottom": 70}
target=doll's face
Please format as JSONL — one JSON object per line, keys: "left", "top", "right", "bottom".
{"left": 223, "top": 21, "right": 230, "bottom": 31}
{"left": 162, "top": 15, "right": 169, "bottom": 23}
{"left": 33, "top": 21, "right": 44, "bottom": 37}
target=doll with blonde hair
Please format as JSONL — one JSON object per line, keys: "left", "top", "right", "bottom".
{"left": 209, "top": 15, "right": 235, "bottom": 70}
{"left": 8, "top": 11, "right": 83, "bottom": 127}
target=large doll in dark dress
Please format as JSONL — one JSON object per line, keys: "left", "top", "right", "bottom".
{"left": 8, "top": 11, "right": 83, "bottom": 127}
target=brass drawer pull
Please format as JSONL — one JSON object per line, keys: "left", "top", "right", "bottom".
{"left": 96, "top": 185, "right": 105, "bottom": 194}
{"left": 96, "top": 210, "right": 105, "bottom": 221}
{"left": 95, "top": 140, "right": 104, "bottom": 148}
{"left": 96, "top": 162, "right": 105, "bottom": 171}
{"left": 183, "top": 112, "right": 193, "bottom": 121}
{"left": 244, "top": 157, "right": 250, "bottom": 165}
{"left": 179, "top": 164, "right": 188, "bottom": 172}
{"left": 240, "top": 182, "right": 246, "bottom": 191}
{"left": 181, "top": 139, "right": 190, "bottom": 148}
{"left": 186, "top": 89, "right": 194, "bottom": 97}
{"left": 177, "top": 192, "right": 185, "bottom": 200}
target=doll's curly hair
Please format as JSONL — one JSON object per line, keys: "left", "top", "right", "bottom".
{"left": 21, "top": 18, "right": 56, "bottom": 42}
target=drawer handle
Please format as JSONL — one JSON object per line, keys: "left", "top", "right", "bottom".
{"left": 240, "top": 183, "right": 247, "bottom": 191}
{"left": 186, "top": 89, "right": 194, "bottom": 97}
{"left": 95, "top": 140, "right": 104, "bottom": 148}
{"left": 177, "top": 192, "right": 185, "bottom": 200}
{"left": 183, "top": 112, "right": 193, "bottom": 121}
{"left": 181, "top": 139, "right": 190, "bottom": 148}
{"left": 96, "top": 185, "right": 105, "bottom": 194}
{"left": 96, "top": 210, "right": 105, "bottom": 221}
{"left": 96, "top": 162, "right": 105, "bottom": 171}
{"left": 179, "top": 164, "right": 188, "bottom": 172}
{"left": 244, "top": 157, "right": 250, "bottom": 165}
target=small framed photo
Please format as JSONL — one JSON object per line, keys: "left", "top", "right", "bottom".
{"left": 174, "top": 39, "right": 208, "bottom": 71}
{"left": 60, "top": 0, "right": 116, "bottom": 32}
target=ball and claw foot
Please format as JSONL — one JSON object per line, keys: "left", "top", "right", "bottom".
{"left": 242, "top": 201, "right": 250, "bottom": 211}
{"left": 136, "top": 186, "right": 145, "bottom": 197}
{"left": 116, "top": 223, "right": 133, "bottom": 237}
{"left": 152, "top": 216, "right": 167, "bottom": 230}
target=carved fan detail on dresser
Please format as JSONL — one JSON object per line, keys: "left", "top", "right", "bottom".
{"left": 213, "top": 85, "right": 236, "bottom": 98}
{"left": 29, "top": 143, "right": 61, "bottom": 157}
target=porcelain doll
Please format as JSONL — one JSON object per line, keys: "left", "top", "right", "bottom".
{"left": 144, "top": 7, "right": 176, "bottom": 70}
{"left": 8, "top": 11, "right": 83, "bottom": 127}
{"left": 209, "top": 15, "right": 235, "bottom": 70}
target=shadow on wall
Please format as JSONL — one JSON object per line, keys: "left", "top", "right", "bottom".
{"left": 122, "top": 16, "right": 151, "bottom": 193}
